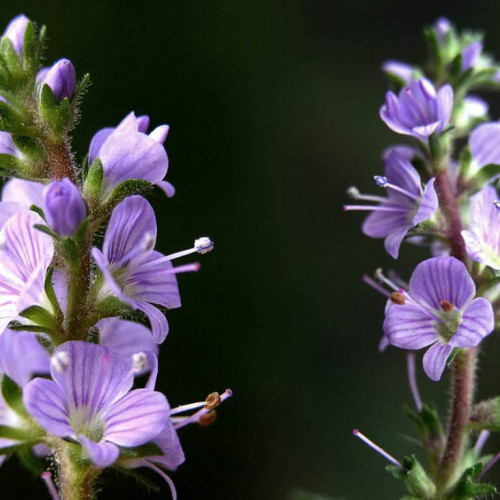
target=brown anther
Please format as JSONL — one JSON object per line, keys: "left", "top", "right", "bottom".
{"left": 390, "top": 292, "right": 405, "bottom": 305}
{"left": 199, "top": 411, "right": 217, "bottom": 426}
{"left": 439, "top": 300, "right": 454, "bottom": 312}
{"left": 205, "top": 392, "right": 221, "bottom": 409}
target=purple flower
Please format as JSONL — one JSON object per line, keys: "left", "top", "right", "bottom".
{"left": 384, "top": 257, "right": 494, "bottom": 381}
{"left": 461, "top": 186, "right": 500, "bottom": 269}
{"left": 344, "top": 147, "right": 438, "bottom": 258}
{"left": 0, "top": 179, "right": 45, "bottom": 229}
{"left": 0, "top": 211, "right": 54, "bottom": 332}
{"left": 381, "top": 61, "right": 415, "bottom": 84}
{"left": 38, "top": 59, "right": 76, "bottom": 102}
{"left": 43, "top": 178, "right": 86, "bottom": 237}
{"left": 3, "top": 14, "right": 29, "bottom": 56}
{"left": 469, "top": 121, "right": 500, "bottom": 174}
{"left": 87, "top": 112, "right": 174, "bottom": 198}
{"left": 23, "top": 341, "right": 169, "bottom": 467}
{"left": 92, "top": 196, "right": 182, "bottom": 343}
{"left": 461, "top": 41, "right": 483, "bottom": 73}
{"left": 380, "top": 79, "right": 453, "bottom": 141}
{"left": 434, "top": 17, "right": 451, "bottom": 43}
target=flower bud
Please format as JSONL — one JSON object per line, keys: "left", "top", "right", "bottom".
{"left": 39, "top": 59, "right": 76, "bottom": 101}
{"left": 3, "top": 14, "right": 29, "bottom": 55}
{"left": 43, "top": 178, "right": 86, "bottom": 237}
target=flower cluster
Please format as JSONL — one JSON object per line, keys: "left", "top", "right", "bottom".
{"left": 346, "top": 17, "right": 500, "bottom": 499}
{"left": 0, "top": 14, "right": 231, "bottom": 499}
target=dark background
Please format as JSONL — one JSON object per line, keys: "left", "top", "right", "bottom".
{"left": 3, "top": 0, "right": 500, "bottom": 498}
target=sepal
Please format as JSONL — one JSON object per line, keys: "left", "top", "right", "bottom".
{"left": 405, "top": 403, "right": 445, "bottom": 460}
{"left": 447, "top": 462, "right": 497, "bottom": 499}
{"left": 19, "top": 305, "right": 57, "bottom": 331}
{"left": 118, "top": 442, "right": 164, "bottom": 460}
{"left": 38, "top": 84, "right": 71, "bottom": 138}
{"left": 1, "top": 374, "right": 29, "bottom": 419}
{"left": 386, "top": 455, "right": 436, "bottom": 498}
{"left": 83, "top": 158, "right": 103, "bottom": 202}
{"left": 469, "top": 397, "right": 500, "bottom": 431}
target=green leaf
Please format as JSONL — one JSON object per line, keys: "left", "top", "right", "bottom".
{"left": 12, "top": 135, "right": 43, "bottom": 160}
{"left": 388, "top": 455, "right": 436, "bottom": 498}
{"left": 0, "top": 425, "right": 31, "bottom": 440}
{"left": 119, "top": 442, "right": 164, "bottom": 460}
{"left": 44, "top": 266, "right": 63, "bottom": 318}
{"left": 1, "top": 374, "right": 29, "bottom": 419}
{"left": 448, "top": 463, "right": 497, "bottom": 499}
{"left": 0, "top": 100, "right": 32, "bottom": 135}
{"left": 33, "top": 223, "right": 58, "bottom": 239}
{"left": 472, "top": 163, "right": 500, "bottom": 186}
{"left": 7, "top": 321, "right": 53, "bottom": 334}
{"left": 29, "top": 204, "right": 46, "bottom": 221}
{"left": 105, "top": 179, "right": 152, "bottom": 205}
{"left": 83, "top": 158, "right": 103, "bottom": 201}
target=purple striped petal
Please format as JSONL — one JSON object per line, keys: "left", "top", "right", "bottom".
{"left": 384, "top": 302, "right": 438, "bottom": 349}
{"left": 151, "top": 423, "right": 185, "bottom": 470}
{"left": 79, "top": 435, "right": 119, "bottom": 467}
{"left": 384, "top": 150, "right": 422, "bottom": 199}
{"left": 384, "top": 225, "right": 412, "bottom": 259}
{"left": 2, "top": 179, "right": 45, "bottom": 209}
{"left": 382, "top": 60, "right": 414, "bottom": 84}
{"left": 88, "top": 127, "right": 113, "bottom": 165}
{"left": 470, "top": 122, "right": 500, "bottom": 172}
{"left": 423, "top": 342, "right": 452, "bottom": 381}
{"left": 413, "top": 178, "right": 438, "bottom": 225}
{"left": 23, "top": 378, "right": 73, "bottom": 437}
{"left": 103, "top": 196, "right": 157, "bottom": 266}
{"left": 50, "top": 342, "right": 133, "bottom": 417}
{"left": 449, "top": 298, "right": 494, "bottom": 348}
{"left": 362, "top": 208, "right": 410, "bottom": 239}
{"left": 135, "top": 302, "right": 169, "bottom": 343}
{"left": 409, "top": 257, "right": 475, "bottom": 310}
{"left": 461, "top": 41, "right": 483, "bottom": 73}
{"left": 436, "top": 84, "right": 453, "bottom": 132}
{"left": 104, "top": 389, "right": 168, "bottom": 446}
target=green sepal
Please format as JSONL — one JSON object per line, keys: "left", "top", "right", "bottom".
{"left": 0, "top": 37, "right": 22, "bottom": 77}
{"left": 0, "top": 441, "right": 42, "bottom": 456}
{"left": 73, "top": 216, "right": 90, "bottom": 248}
{"left": 19, "top": 305, "right": 56, "bottom": 330}
{"left": 447, "top": 462, "right": 497, "bottom": 499}
{"left": 0, "top": 100, "right": 33, "bottom": 135}
{"left": 83, "top": 158, "right": 103, "bottom": 201}
{"left": 22, "top": 21, "right": 38, "bottom": 74}
{"left": 59, "top": 237, "right": 80, "bottom": 263}
{"left": 29, "top": 204, "right": 46, "bottom": 221}
{"left": 39, "top": 84, "right": 71, "bottom": 137}
{"left": 95, "top": 296, "right": 133, "bottom": 320}
{"left": 1, "top": 374, "right": 29, "bottom": 419}
{"left": 44, "top": 267, "right": 62, "bottom": 318}
{"left": 7, "top": 321, "right": 53, "bottom": 334}
{"left": 118, "top": 442, "right": 164, "bottom": 460}
{"left": 0, "top": 153, "right": 28, "bottom": 174}
{"left": 449, "top": 53, "right": 463, "bottom": 82}
{"left": 423, "top": 27, "right": 442, "bottom": 71}
{"left": 471, "top": 163, "right": 500, "bottom": 187}
{"left": 12, "top": 135, "right": 43, "bottom": 160}
{"left": 0, "top": 425, "right": 32, "bottom": 441}
{"left": 469, "top": 397, "right": 500, "bottom": 431}
{"left": 447, "top": 348, "right": 460, "bottom": 367}
{"left": 107, "top": 466, "right": 161, "bottom": 494}
{"left": 454, "top": 67, "right": 476, "bottom": 99}
{"left": 458, "top": 146, "right": 472, "bottom": 178}
{"left": 33, "top": 223, "right": 59, "bottom": 239}
{"left": 387, "top": 455, "right": 436, "bottom": 498}
{"left": 104, "top": 179, "right": 152, "bottom": 206}
{"left": 429, "top": 133, "right": 444, "bottom": 164}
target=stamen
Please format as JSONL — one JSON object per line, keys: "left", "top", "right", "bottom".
{"left": 352, "top": 429, "right": 403, "bottom": 469}
{"left": 346, "top": 186, "right": 386, "bottom": 203}
{"left": 439, "top": 300, "right": 454, "bottom": 312}
{"left": 406, "top": 352, "right": 422, "bottom": 412}
{"left": 390, "top": 292, "right": 405, "bottom": 305}
{"left": 479, "top": 450, "right": 500, "bottom": 479}
{"left": 374, "top": 176, "right": 420, "bottom": 201}
{"left": 362, "top": 274, "right": 391, "bottom": 298}
{"left": 132, "top": 351, "right": 149, "bottom": 374}
{"left": 375, "top": 268, "right": 400, "bottom": 292}
{"left": 170, "top": 263, "right": 200, "bottom": 274}
{"left": 163, "top": 237, "right": 214, "bottom": 261}
{"left": 205, "top": 392, "right": 222, "bottom": 409}
{"left": 475, "top": 430, "right": 490, "bottom": 454}
{"left": 51, "top": 351, "right": 70, "bottom": 373}
{"left": 342, "top": 205, "right": 408, "bottom": 212}
{"left": 199, "top": 411, "right": 217, "bottom": 426}
{"left": 41, "top": 471, "right": 61, "bottom": 500}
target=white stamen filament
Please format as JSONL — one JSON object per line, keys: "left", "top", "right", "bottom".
{"left": 170, "top": 400, "right": 207, "bottom": 415}
{"left": 352, "top": 429, "right": 403, "bottom": 469}
{"left": 163, "top": 237, "right": 214, "bottom": 261}
{"left": 347, "top": 186, "right": 386, "bottom": 203}
{"left": 375, "top": 268, "right": 400, "bottom": 292}
{"left": 362, "top": 274, "right": 391, "bottom": 298}
{"left": 343, "top": 205, "right": 408, "bottom": 212}
{"left": 474, "top": 430, "right": 490, "bottom": 454}
{"left": 377, "top": 179, "right": 420, "bottom": 201}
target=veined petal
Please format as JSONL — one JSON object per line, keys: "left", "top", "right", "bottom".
{"left": 435, "top": 84, "right": 453, "bottom": 132}
{"left": 384, "top": 302, "right": 438, "bottom": 349}
{"left": 104, "top": 389, "right": 168, "bottom": 447}
{"left": 384, "top": 225, "right": 412, "bottom": 259}
{"left": 413, "top": 178, "right": 438, "bottom": 225}
{"left": 469, "top": 122, "right": 500, "bottom": 172}
{"left": 449, "top": 297, "right": 494, "bottom": 347}
{"left": 2, "top": 179, "right": 45, "bottom": 210}
{"left": 50, "top": 342, "right": 133, "bottom": 417}
{"left": 409, "top": 257, "right": 475, "bottom": 310}
{"left": 135, "top": 302, "right": 169, "bottom": 344}
{"left": 79, "top": 435, "right": 119, "bottom": 467}
{"left": 88, "top": 127, "right": 113, "bottom": 165}
{"left": 23, "top": 378, "right": 73, "bottom": 437}
{"left": 362, "top": 208, "right": 410, "bottom": 239}
{"left": 423, "top": 342, "right": 452, "bottom": 381}
{"left": 151, "top": 423, "right": 185, "bottom": 470}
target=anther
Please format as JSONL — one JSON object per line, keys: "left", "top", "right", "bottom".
{"left": 199, "top": 411, "right": 217, "bottom": 426}
{"left": 205, "top": 392, "right": 222, "bottom": 409}
{"left": 347, "top": 186, "right": 360, "bottom": 199}
{"left": 374, "top": 175, "right": 389, "bottom": 187}
{"left": 51, "top": 351, "right": 70, "bottom": 373}
{"left": 194, "top": 237, "right": 214, "bottom": 254}
{"left": 390, "top": 292, "right": 405, "bottom": 305}
{"left": 439, "top": 300, "right": 454, "bottom": 312}
{"left": 132, "top": 351, "right": 149, "bottom": 373}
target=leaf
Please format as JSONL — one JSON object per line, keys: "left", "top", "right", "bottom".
{"left": 19, "top": 305, "right": 56, "bottom": 329}
{"left": 44, "top": 267, "right": 63, "bottom": 318}
{"left": 33, "top": 224, "right": 58, "bottom": 239}
{"left": 448, "top": 463, "right": 497, "bottom": 499}
{"left": 1, "top": 374, "right": 29, "bottom": 419}
{"left": 0, "top": 425, "right": 31, "bottom": 440}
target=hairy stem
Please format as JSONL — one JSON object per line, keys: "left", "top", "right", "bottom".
{"left": 46, "top": 139, "right": 77, "bottom": 183}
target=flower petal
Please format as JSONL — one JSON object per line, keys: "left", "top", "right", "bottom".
{"left": 384, "top": 224, "right": 412, "bottom": 259}
{"left": 409, "top": 256, "right": 475, "bottom": 310}
{"left": 449, "top": 297, "right": 494, "bottom": 347}
{"left": 151, "top": 422, "right": 185, "bottom": 470}
{"left": 104, "top": 389, "right": 168, "bottom": 447}
{"left": 79, "top": 435, "right": 119, "bottom": 467}
{"left": 413, "top": 178, "right": 438, "bottom": 225}
{"left": 422, "top": 342, "right": 452, "bottom": 381}
{"left": 469, "top": 122, "right": 500, "bottom": 172}
{"left": 23, "top": 378, "right": 73, "bottom": 437}
{"left": 135, "top": 302, "right": 169, "bottom": 344}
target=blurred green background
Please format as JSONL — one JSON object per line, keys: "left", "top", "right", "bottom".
{"left": 3, "top": 0, "right": 500, "bottom": 498}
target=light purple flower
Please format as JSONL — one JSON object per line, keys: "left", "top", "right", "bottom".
{"left": 344, "top": 147, "right": 438, "bottom": 258}
{"left": 0, "top": 211, "right": 54, "bottom": 332}
{"left": 381, "top": 61, "right": 414, "bottom": 84}
{"left": 434, "top": 17, "right": 451, "bottom": 43}
{"left": 43, "top": 178, "right": 86, "bottom": 237}
{"left": 380, "top": 79, "right": 453, "bottom": 141}
{"left": 462, "top": 41, "right": 483, "bottom": 73}
{"left": 38, "top": 59, "right": 76, "bottom": 102}
{"left": 92, "top": 196, "right": 182, "bottom": 343}
{"left": 87, "top": 112, "right": 174, "bottom": 198}
{"left": 23, "top": 341, "right": 169, "bottom": 467}
{"left": 469, "top": 121, "right": 500, "bottom": 174}
{"left": 0, "top": 178, "right": 45, "bottom": 229}
{"left": 3, "top": 14, "right": 29, "bottom": 56}
{"left": 461, "top": 186, "right": 500, "bottom": 269}
{"left": 384, "top": 256, "right": 494, "bottom": 381}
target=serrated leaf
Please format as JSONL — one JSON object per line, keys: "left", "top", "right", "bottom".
{"left": 1, "top": 374, "right": 29, "bottom": 419}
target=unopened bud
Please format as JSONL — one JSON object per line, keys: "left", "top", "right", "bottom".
{"left": 205, "top": 392, "right": 221, "bottom": 409}
{"left": 39, "top": 59, "right": 77, "bottom": 102}
{"left": 3, "top": 14, "right": 29, "bottom": 56}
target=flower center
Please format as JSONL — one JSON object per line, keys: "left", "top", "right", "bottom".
{"left": 434, "top": 304, "right": 462, "bottom": 342}
{"left": 70, "top": 407, "right": 105, "bottom": 442}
